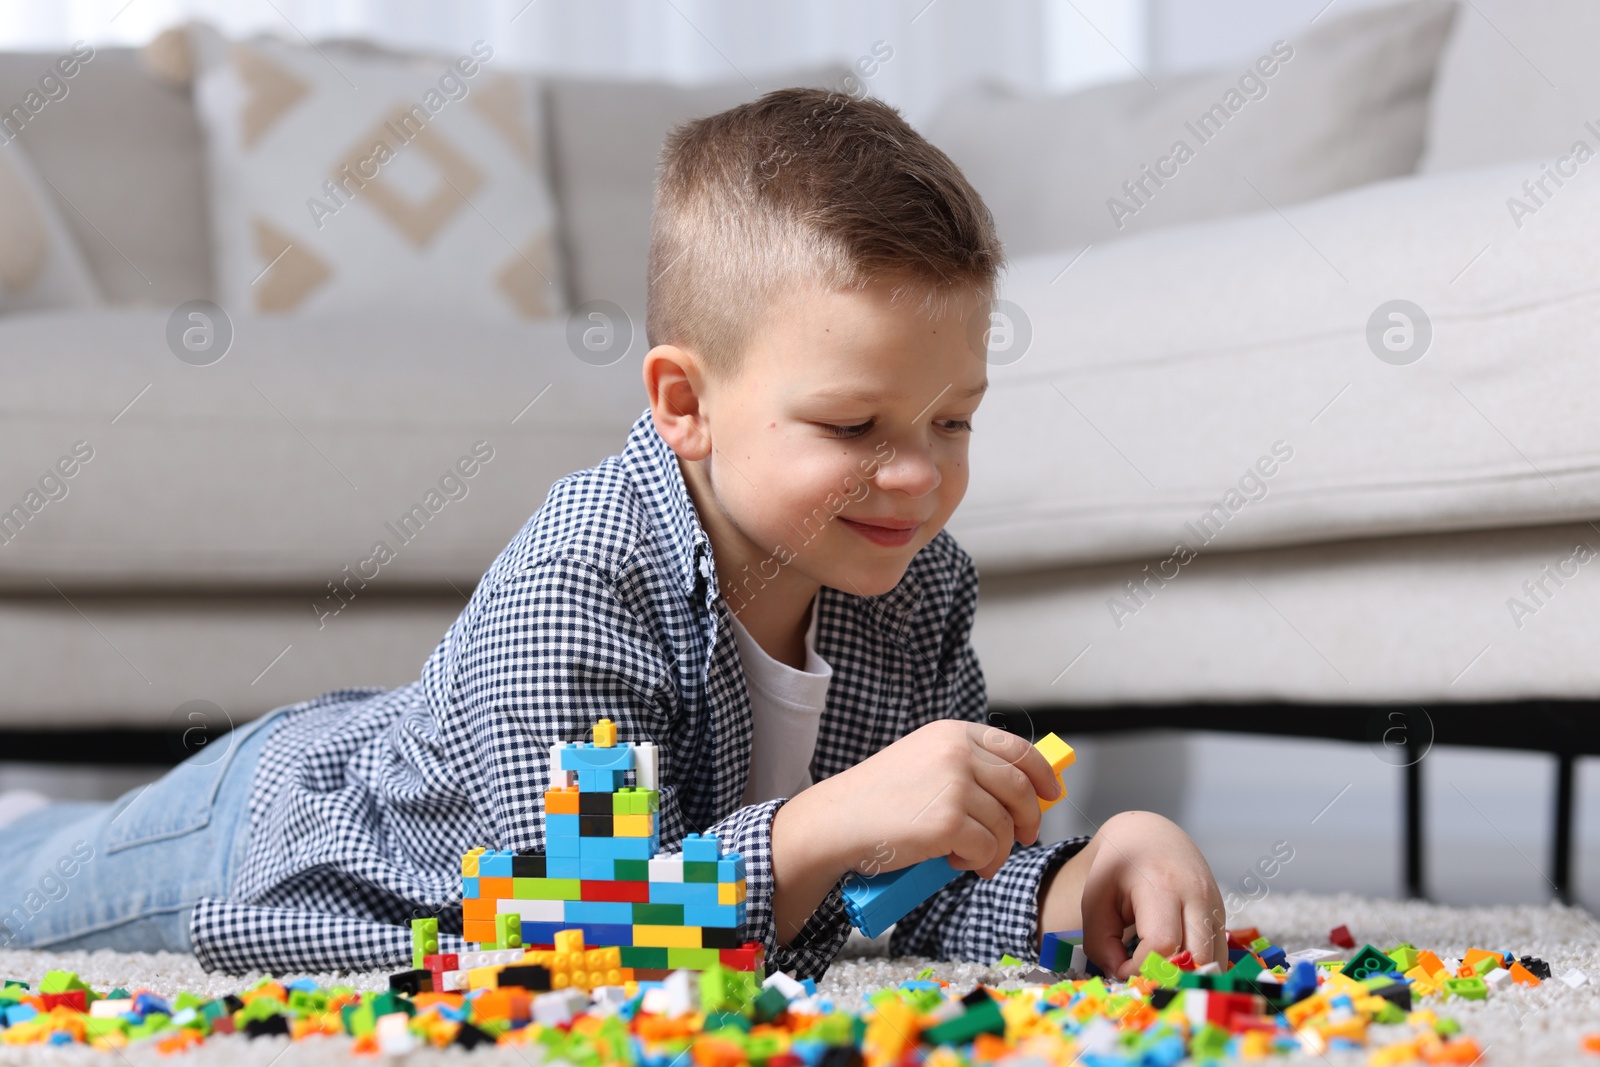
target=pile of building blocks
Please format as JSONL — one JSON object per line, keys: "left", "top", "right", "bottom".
{"left": 393, "top": 719, "right": 762, "bottom": 996}
{"left": 842, "top": 732, "right": 1076, "bottom": 938}
{"left": 1, "top": 927, "right": 1586, "bottom": 1059}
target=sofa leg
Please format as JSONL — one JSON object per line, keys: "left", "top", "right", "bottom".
{"left": 1404, "top": 751, "right": 1425, "bottom": 900}
{"left": 1553, "top": 752, "right": 1575, "bottom": 905}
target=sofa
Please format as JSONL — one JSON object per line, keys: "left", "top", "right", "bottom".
{"left": 2, "top": 0, "right": 1598, "bottom": 801}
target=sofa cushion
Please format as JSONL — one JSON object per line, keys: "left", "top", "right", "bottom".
{"left": 545, "top": 65, "right": 848, "bottom": 312}
{"left": 0, "top": 310, "right": 646, "bottom": 590}
{"left": 928, "top": 0, "right": 1457, "bottom": 258}
{"left": 1420, "top": 0, "right": 1600, "bottom": 173}
{"left": 945, "top": 157, "right": 1600, "bottom": 572}
{"left": 0, "top": 140, "right": 100, "bottom": 312}
{"left": 0, "top": 592, "right": 462, "bottom": 727}
{"left": 188, "top": 26, "right": 566, "bottom": 320}
{"left": 0, "top": 47, "right": 211, "bottom": 305}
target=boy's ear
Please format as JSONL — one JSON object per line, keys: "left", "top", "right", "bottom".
{"left": 643, "top": 343, "right": 712, "bottom": 461}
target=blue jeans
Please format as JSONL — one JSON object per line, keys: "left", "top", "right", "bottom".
{"left": 0, "top": 708, "right": 286, "bottom": 953}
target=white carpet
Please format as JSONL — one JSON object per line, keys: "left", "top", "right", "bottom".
{"left": 0, "top": 892, "right": 1596, "bottom": 1064}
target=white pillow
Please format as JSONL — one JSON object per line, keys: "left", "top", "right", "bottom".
{"left": 946, "top": 158, "right": 1600, "bottom": 573}
{"left": 188, "top": 25, "right": 565, "bottom": 320}
{"left": 0, "top": 143, "right": 101, "bottom": 313}
{"left": 1420, "top": 0, "right": 1600, "bottom": 173}
{"left": 928, "top": 0, "right": 1457, "bottom": 258}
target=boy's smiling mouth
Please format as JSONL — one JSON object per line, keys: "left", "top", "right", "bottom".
{"left": 838, "top": 515, "right": 924, "bottom": 547}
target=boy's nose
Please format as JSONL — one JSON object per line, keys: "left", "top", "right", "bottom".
{"left": 871, "top": 445, "right": 942, "bottom": 497}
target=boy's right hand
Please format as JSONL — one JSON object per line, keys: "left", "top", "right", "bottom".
{"left": 781, "top": 720, "right": 1063, "bottom": 884}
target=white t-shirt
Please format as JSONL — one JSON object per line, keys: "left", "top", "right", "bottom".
{"left": 729, "top": 590, "right": 833, "bottom": 807}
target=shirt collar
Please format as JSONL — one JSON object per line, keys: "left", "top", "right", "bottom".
{"left": 621, "top": 407, "right": 715, "bottom": 600}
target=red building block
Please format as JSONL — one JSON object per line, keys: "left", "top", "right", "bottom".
{"left": 40, "top": 990, "right": 87, "bottom": 1012}
{"left": 1329, "top": 925, "right": 1356, "bottom": 949}
{"left": 581, "top": 879, "right": 650, "bottom": 903}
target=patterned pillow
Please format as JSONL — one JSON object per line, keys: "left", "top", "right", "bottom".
{"left": 0, "top": 142, "right": 101, "bottom": 313}
{"left": 187, "top": 24, "right": 565, "bottom": 319}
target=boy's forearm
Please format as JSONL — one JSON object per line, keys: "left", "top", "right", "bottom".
{"left": 1037, "top": 834, "right": 1097, "bottom": 938}
{"left": 768, "top": 786, "right": 851, "bottom": 946}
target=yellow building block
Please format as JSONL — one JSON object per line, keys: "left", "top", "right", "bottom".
{"left": 594, "top": 718, "right": 617, "bottom": 747}
{"left": 633, "top": 924, "right": 703, "bottom": 949}
{"left": 555, "top": 929, "right": 586, "bottom": 954}
{"left": 614, "top": 814, "right": 653, "bottom": 837}
{"left": 467, "top": 965, "right": 505, "bottom": 990}
{"left": 718, "top": 880, "right": 748, "bottom": 905}
{"left": 1035, "top": 733, "right": 1076, "bottom": 812}
{"left": 461, "top": 847, "right": 486, "bottom": 877}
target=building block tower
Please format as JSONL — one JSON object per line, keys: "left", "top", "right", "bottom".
{"left": 453, "top": 720, "right": 762, "bottom": 989}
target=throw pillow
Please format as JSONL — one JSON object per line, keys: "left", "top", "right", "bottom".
{"left": 0, "top": 141, "right": 101, "bottom": 313}
{"left": 927, "top": 0, "right": 1458, "bottom": 257}
{"left": 187, "top": 23, "right": 565, "bottom": 320}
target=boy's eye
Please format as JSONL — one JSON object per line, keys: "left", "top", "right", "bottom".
{"left": 821, "top": 421, "right": 873, "bottom": 439}
{"left": 941, "top": 419, "right": 974, "bottom": 433}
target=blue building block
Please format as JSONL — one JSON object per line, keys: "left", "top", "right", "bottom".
{"left": 841, "top": 857, "right": 960, "bottom": 938}
{"left": 520, "top": 921, "right": 573, "bottom": 946}
{"left": 560, "top": 743, "right": 633, "bottom": 773}
{"left": 546, "top": 813, "right": 581, "bottom": 838}
{"left": 580, "top": 856, "right": 622, "bottom": 880}
{"left": 548, "top": 832, "right": 581, "bottom": 858}
{"left": 578, "top": 768, "right": 628, "bottom": 792}
{"left": 716, "top": 855, "right": 746, "bottom": 881}
{"left": 682, "top": 833, "right": 721, "bottom": 862}
{"left": 647, "top": 881, "right": 721, "bottom": 906}
{"left": 684, "top": 903, "right": 746, "bottom": 928}
{"left": 1286, "top": 960, "right": 1318, "bottom": 1003}
{"left": 478, "top": 849, "right": 515, "bottom": 878}
{"left": 1260, "top": 945, "right": 1287, "bottom": 970}
{"left": 580, "top": 922, "right": 634, "bottom": 947}
{"left": 579, "top": 835, "right": 658, "bottom": 861}
{"left": 462, "top": 876, "right": 480, "bottom": 899}
{"left": 563, "top": 900, "right": 637, "bottom": 925}
{"left": 547, "top": 856, "right": 582, "bottom": 879}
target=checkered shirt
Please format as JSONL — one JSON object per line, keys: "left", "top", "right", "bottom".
{"left": 191, "top": 407, "right": 1090, "bottom": 976}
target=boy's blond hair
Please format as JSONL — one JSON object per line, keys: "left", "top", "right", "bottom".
{"left": 647, "top": 87, "right": 1004, "bottom": 380}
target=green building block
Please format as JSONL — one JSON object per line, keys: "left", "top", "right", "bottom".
{"left": 923, "top": 997, "right": 1005, "bottom": 1046}
{"left": 621, "top": 946, "right": 669, "bottom": 968}
{"left": 683, "top": 861, "right": 719, "bottom": 883}
{"left": 1341, "top": 945, "right": 1395, "bottom": 980}
{"left": 1441, "top": 976, "right": 1487, "bottom": 1000}
{"left": 751, "top": 985, "right": 790, "bottom": 1024}
{"left": 38, "top": 970, "right": 88, "bottom": 994}
{"left": 412, "top": 917, "right": 439, "bottom": 970}
{"left": 698, "top": 964, "right": 757, "bottom": 1014}
{"left": 634, "top": 903, "right": 684, "bottom": 925}
{"left": 493, "top": 913, "right": 522, "bottom": 950}
{"left": 1387, "top": 943, "right": 1421, "bottom": 972}
{"left": 513, "top": 877, "right": 582, "bottom": 900}
{"left": 1139, "top": 953, "right": 1182, "bottom": 988}
{"left": 615, "top": 859, "right": 650, "bottom": 881}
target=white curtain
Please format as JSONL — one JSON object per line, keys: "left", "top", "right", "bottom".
{"left": 0, "top": 0, "right": 1149, "bottom": 127}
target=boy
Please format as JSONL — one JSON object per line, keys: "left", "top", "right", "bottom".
{"left": 0, "top": 88, "right": 1224, "bottom": 980}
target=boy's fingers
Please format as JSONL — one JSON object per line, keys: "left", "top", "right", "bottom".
{"left": 945, "top": 814, "right": 1002, "bottom": 875}
{"left": 969, "top": 758, "right": 1042, "bottom": 847}
{"left": 1122, "top": 888, "right": 1185, "bottom": 980}
{"left": 1079, "top": 866, "right": 1134, "bottom": 979}
{"left": 1184, "top": 894, "right": 1229, "bottom": 967}
{"left": 970, "top": 726, "right": 1062, "bottom": 806}
{"left": 945, "top": 789, "right": 1012, "bottom": 876}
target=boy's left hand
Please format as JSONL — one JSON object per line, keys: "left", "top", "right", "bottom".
{"left": 1038, "top": 810, "right": 1227, "bottom": 980}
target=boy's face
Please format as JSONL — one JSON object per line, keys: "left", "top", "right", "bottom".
{"left": 656, "top": 277, "right": 989, "bottom": 600}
